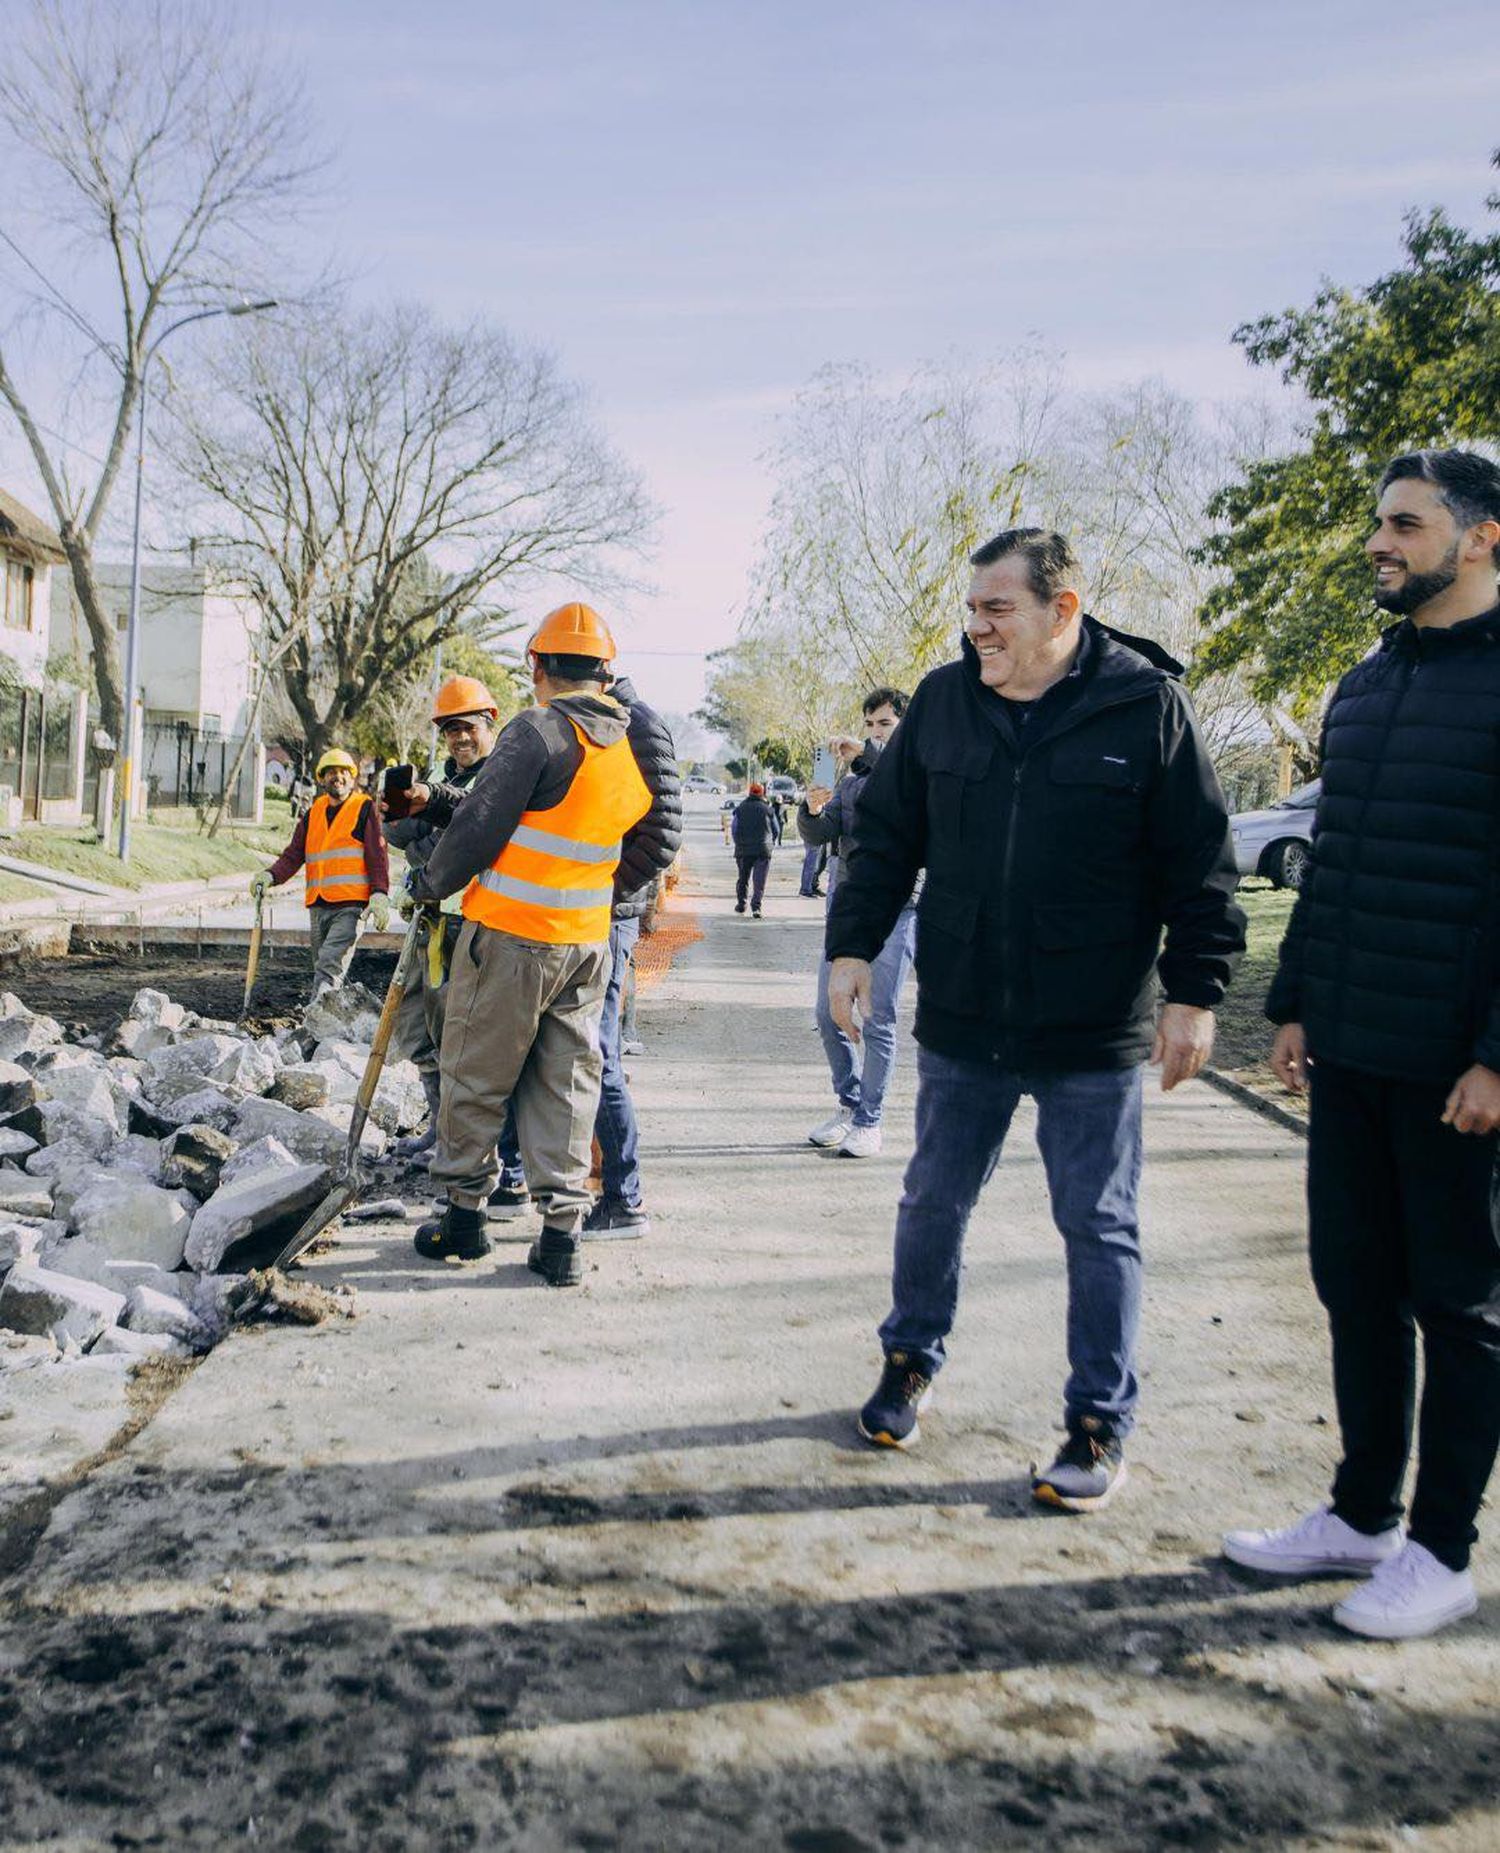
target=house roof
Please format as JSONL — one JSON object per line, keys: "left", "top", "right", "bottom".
{"left": 0, "top": 486, "right": 66, "bottom": 564}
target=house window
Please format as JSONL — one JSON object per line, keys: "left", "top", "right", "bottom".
{"left": 115, "top": 610, "right": 129, "bottom": 632}
{"left": 2, "top": 560, "right": 34, "bottom": 632}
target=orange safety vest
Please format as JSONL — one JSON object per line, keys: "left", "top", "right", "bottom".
{"left": 463, "top": 721, "right": 651, "bottom": 945}
{"left": 303, "top": 794, "right": 372, "bottom": 907}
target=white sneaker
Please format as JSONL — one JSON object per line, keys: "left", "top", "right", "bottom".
{"left": 1222, "top": 1506, "right": 1403, "bottom": 1577}
{"left": 808, "top": 1111, "right": 853, "bottom": 1147}
{"left": 1333, "top": 1541, "right": 1479, "bottom": 1640}
{"left": 838, "top": 1124, "right": 883, "bottom": 1158}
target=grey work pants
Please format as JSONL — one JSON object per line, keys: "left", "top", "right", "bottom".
{"left": 307, "top": 903, "right": 361, "bottom": 999}
{"left": 430, "top": 921, "right": 609, "bottom": 1231}
{"left": 393, "top": 913, "right": 458, "bottom": 1079}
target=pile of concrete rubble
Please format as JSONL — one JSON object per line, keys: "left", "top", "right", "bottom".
{"left": 0, "top": 983, "right": 424, "bottom": 1372}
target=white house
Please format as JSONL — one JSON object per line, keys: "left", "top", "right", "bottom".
{"left": 0, "top": 487, "right": 91, "bottom": 827}
{"left": 0, "top": 485, "right": 65, "bottom": 688}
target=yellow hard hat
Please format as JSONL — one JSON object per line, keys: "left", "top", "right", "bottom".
{"left": 527, "top": 601, "right": 617, "bottom": 663}
{"left": 315, "top": 748, "right": 358, "bottom": 777}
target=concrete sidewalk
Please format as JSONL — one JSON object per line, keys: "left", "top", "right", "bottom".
{"left": 2, "top": 806, "right": 1495, "bottom": 1850}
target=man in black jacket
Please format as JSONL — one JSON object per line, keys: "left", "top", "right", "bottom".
{"left": 827, "top": 527, "right": 1243, "bottom": 1509}
{"left": 731, "top": 784, "right": 775, "bottom": 917}
{"left": 583, "top": 674, "right": 681, "bottom": 1236}
{"left": 1224, "top": 450, "right": 1500, "bottom": 1639}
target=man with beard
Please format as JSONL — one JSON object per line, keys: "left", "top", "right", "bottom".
{"left": 1224, "top": 449, "right": 1500, "bottom": 1640}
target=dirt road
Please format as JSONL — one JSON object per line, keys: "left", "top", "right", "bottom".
{"left": 2, "top": 809, "right": 1495, "bottom": 1849}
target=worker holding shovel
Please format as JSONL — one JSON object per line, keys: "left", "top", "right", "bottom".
{"left": 252, "top": 747, "right": 391, "bottom": 1003}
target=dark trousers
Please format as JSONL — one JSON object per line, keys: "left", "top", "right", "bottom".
{"left": 735, "top": 855, "right": 769, "bottom": 911}
{"left": 1307, "top": 1061, "right": 1500, "bottom": 1570}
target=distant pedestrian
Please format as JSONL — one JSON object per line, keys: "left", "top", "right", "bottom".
{"left": 732, "top": 783, "right": 775, "bottom": 918}
{"left": 828, "top": 527, "right": 1243, "bottom": 1509}
{"left": 254, "top": 747, "right": 390, "bottom": 1002}
{"left": 1224, "top": 449, "right": 1500, "bottom": 1640}
{"left": 798, "top": 839, "right": 827, "bottom": 898}
{"left": 798, "top": 686, "right": 912, "bottom": 1158}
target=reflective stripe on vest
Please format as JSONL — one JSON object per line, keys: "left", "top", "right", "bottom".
{"left": 463, "top": 717, "right": 651, "bottom": 945}
{"left": 304, "top": 794, "right": 372, "bottom": 907}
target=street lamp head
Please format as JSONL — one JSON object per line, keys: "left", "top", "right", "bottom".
{"left": 231, "top": 299, "right": 278, "bottom": 316}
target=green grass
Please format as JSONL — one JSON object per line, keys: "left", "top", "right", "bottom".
{"left": 1214, "top": 882, "right": 1299, "bottom": 1079}
{"left": 0, "top": 872, "right": 55, "bottom": 903}
{"left": 6, "top": 794, "right": 294, "bottom": 893}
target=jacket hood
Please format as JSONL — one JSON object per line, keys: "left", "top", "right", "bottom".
{"left": 548, "top": 690, "right": 631, "bottom": 748}
{"left": 1379, "top": 603, "right": 1500, "bottom": 657}
{"left": 958, "top": 613, "right": 1182, "bottom": 694}
{"left": 611, "top": 674, "right": 639, "bottom": 706}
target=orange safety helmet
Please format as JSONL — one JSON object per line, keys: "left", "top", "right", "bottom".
{"left": 527, "top": 601, "right": 617, "bottom": 664}
{"left": 431, "top": 675, "right": 499, "bottom": 724}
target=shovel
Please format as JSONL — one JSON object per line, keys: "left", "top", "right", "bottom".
{"left": 274, "top": 904, "right": 431, "bottom": 1271}
{"left": 240, "top": 887, "right": 265, "bottom": 1021}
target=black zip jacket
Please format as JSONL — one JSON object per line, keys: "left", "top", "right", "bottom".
{"left": 825, "top": 618, "right": 1245, "bottom": 1069}
{"left": 732, "top": 795, "right": 776, "bottom": 859}
{"left": 1266, "top": 605, "right": 1500, "bottom": 1085}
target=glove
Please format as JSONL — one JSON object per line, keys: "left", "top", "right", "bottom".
{"left": 395, "top": 888, "right": 417, "bottom": 922}
{"left": 250, "top": 870, "right": 271, "bottom": 900}
{"left": 367, "top": 892, "right": 392, "bottom": 932}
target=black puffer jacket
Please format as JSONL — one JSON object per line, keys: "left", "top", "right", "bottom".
{"left": 612, "top": 676, "right": 682, "bottom": 920}
{"left": 826, "top": 618, "right": 1244, "bottom": 1070}
{"left": 1266, "top": 606, "right": 1500, "bottom": 1085}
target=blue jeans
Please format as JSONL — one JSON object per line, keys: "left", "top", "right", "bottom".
{"left": 879, "top": 1047, "right": 1144, "bottom": 1435}
{"left": 496, "top": 1103, "right": 525, "bottom": 1191}
{"left": 815, "top": 904, "right": 915, "bottom": 1129}
{"left": 799, "top": 843, "right": 825, "bottom": 894}
{"left": 594, "top": 917, "right": 642, "bottom": 1206}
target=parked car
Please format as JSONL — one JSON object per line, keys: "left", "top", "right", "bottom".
{"left": 766, "top": 774, "right": 800, "bottom": 805}
{"left": 1229, "top": 780, "right": 1320, "bottom": 889}
{"left": 682, "top": 775, "right": 725, "bottom": 795}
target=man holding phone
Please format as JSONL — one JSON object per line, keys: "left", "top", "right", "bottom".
{"left": 797, "top": 686, "right": 912, "bottom": 1158}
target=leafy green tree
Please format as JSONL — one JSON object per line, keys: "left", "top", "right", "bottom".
{"left": 1196, "top": 160, "right": 1500, "bottom": 717}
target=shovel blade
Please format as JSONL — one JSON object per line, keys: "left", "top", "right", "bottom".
{"left": 274, "top": 1171, "right": 359, "bottom": 1271}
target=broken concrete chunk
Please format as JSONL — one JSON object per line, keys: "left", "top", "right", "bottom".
{"left": 183, "top": 1161, "right": 332, "bottom": 1273}
{"left": 0, "top": 998, "right": 64, "bottom": 1063}
{"left": 269, "top": 1064, "right": 333, "bottom": 1110}
{"left": 121, "top": 988, "right": 189, "bottom": 1033}
{"left": 0, "top": 1219, "right": 42, "bottom": 1270}
{"left": 158, "top": 1124, "right": 235, "bottom": 1198}
{"left": 69, "top": 1175, "right": 192, "bottom": 1270}
{"left": 0, "top": 1262, "right": 125, "bottom": 1348}
{"left": 0, "top": 1169, "right": 59, "bottom": 1219}
{"left": 0, "top": 1329, "right": 59, "bottom": 1370}
{"left": 233, "top": 1096, "right": 349, "bottom": 1168}
{"left": 153, "top": 1087, "right": 241, "bottom": 1133}
{"left": 305, "top": 1102, "right": 385, "bottom": 1160}
{"left": 46, "top": 1165, "right": 118, "bottom": 1223}
{"left": 219, "top": 1136, "right": 300, "bottom": 1190}
{"left": 0, "top": 1060, "right": 40, "bottom": 1119}
{"left": 145, "top": 1032, "right": 245, "bottom": 1093}
{"left": 35, "top": 1233, "right": 175, "bottom": 1296}
{"left": 34, "top": 1065, "right": 124, "bottom": 1134}
{"left": 302, "top": 983, "right": 383, "bottom": 1046}
{"left": 210, "top": 1039, "right": 279, "bottom": 1097}
{"left": 121, "top": 1283, "right": 211, "bottom": 1348}
{"left": 93, "top": 1326, "right": 184, "bottom": 1359}
{"left": 182, "top": 1270, "right": 248, "bottom": 1338}
{"left": 0, "top": 1125, "right": 38, "bottom": 1161}
{"left": 106, "top": 1133, "right": 164, "bottom": 1180}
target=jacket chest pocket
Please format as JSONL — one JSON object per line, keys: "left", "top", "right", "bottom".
{"left": 924, "top": 740, "right": 996, "bottom": 850}
{"left": 1044, "top": 746, "right": 1146, "bottom": 848}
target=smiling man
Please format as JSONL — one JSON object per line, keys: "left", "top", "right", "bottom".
{"left": 825, "top": 527, "right": 1244, "bottom": 1507}
{"left": 1224, "top": 449, "right": 1500, "bottom": 1640}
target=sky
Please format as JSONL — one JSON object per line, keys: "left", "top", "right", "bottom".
{"left": 2, "top": 0, "right": 1497, "bottom": 722}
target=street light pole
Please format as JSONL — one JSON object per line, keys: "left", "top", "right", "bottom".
{"left": 117, "top": 298, "right": 277, "bottom": 860}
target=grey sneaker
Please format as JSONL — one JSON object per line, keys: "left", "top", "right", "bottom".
{"left": 1031, "top": 1421, "right": 1127, "bottom": 1513}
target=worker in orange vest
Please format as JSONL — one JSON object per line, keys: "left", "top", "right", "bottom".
{"left": 254, "top": 747, "right": 391, "bottom": 1000}
{"left": 403, "top": 604, "right": 653, "bottom": 1284}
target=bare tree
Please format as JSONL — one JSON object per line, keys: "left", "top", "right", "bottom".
{"left": 170, "top": 301, "right": 655, "bottom": 767}
{"left": 0, "top": 0, "right": 319, "bottom": 760}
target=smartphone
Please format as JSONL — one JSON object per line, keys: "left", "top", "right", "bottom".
{"left": 382, "top": 762, "right": 416, "bottom": 819}
{"left": 810, "top": 745, "right": 838, "bottom": 790}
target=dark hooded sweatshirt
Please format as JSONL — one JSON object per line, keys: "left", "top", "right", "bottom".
{"left": 410, "top": 693, "right": 636, "bottom": 905}
{"left": 824, "top": 616, "right": 1245, "bottom": 1070}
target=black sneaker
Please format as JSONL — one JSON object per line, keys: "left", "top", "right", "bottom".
{"left": 527, "top": 1225, "right": 583, "bottom": 1287}
{"left": 487, "top": 1181, "right": 531, "bottom": 1219}
{"left": 734, "top": 901, "right": 746, "bottom": 914}
{"left": 413, "top": 1202, "right": 492, "bottom": 1262}
{"left": 581, "top": 1198, "right": 651, "bottom": 1241}
{"left": 857, "top": 1350, "right": 933, "bottom": 1449}
{"left": 1031, "top": 1419, "right": 1128, "bottom": 1513}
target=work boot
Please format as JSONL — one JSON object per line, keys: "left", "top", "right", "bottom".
{"left": 413, "top": 1201, "right": 491, "bottom": 1262}
{"left": 527, "top": 1225, "right": 583, "bottom": 1287}
{"left": 394, "top": 1070, "right": 443, "bottom": 1164}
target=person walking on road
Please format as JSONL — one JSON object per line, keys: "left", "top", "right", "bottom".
{"left": 580, "top": 674, "right": 681, "bottom": 1240}
{"left": 404, "top": 603, "right": 653, "bottom": 1286}
{"left": 254, "top": 748, "right": 390, "bottom": 1002}
{"left": 1223, "top": 450, "right": 1500, "bottom": 1640}
{"left": 731, "top": 783, "right": 775, "bottom": 917}
{"left": 826, "top": 527, "right": 1244, "bottom": 1509}
{"left": 799, "top": 686, "right": 912, "bottom": 1159}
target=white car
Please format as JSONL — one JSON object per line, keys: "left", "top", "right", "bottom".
{"left": 766, "top": 775, "right": 800, "bottom": 805}
{"left": 1229, "top": 780, "right": 1320, "bottom": 889}
{"left": 682, "top": 775, "right": 725, "bottom": 795}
